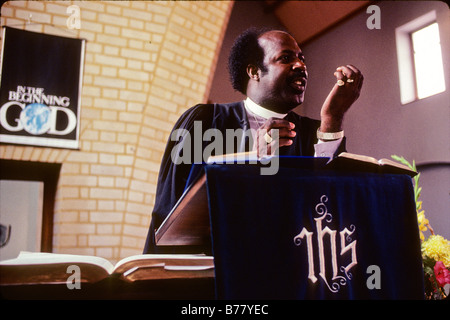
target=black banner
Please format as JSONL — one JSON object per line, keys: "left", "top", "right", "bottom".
{"left": 0, "top": 27, "right": 85, "bottom": 149}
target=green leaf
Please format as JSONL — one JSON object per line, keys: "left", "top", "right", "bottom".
{"left": 391, "top": 155, "right": 412, "bottom": 168}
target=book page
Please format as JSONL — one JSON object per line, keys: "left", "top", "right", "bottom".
{"left": 333, "top": 153, "right": 416, "bottom": 176}
{"left": 337, "top": 152, "right": 379, "bottom": 165}
{"left": 113, "top": 254, "right": 214, "bottom": 274}
{"left": 0, "top": 251, "right": 115, "bottom": 274}
{"left": 207, "top": 150, "right": 258, "bottom": 163}
{"left": 112, "top": 254, "right": 215, "bottom": 281}
{"left": 378, "top": 158, "right": 411, "bottom": 169}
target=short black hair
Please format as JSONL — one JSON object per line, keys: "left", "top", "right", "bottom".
{"left": 227, "top": 27, "right": 274, "bottom": 94}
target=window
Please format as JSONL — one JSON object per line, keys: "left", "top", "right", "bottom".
{"left": 395, "top": 11, "right": 446, "bottom": 104}
{"left": 411, "top": 23, "right": 446, "bottom": 100}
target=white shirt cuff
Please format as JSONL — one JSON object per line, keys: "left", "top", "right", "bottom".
{"left": 314, "top": 138, "right": 343, "bottom": 158}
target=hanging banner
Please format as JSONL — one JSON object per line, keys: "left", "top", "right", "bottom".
{"left": 0, "top": 27, "right": 85, "bottom": 149}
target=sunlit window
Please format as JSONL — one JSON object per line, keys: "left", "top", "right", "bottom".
{"left": 411, "top": 22, "right": 446, "bottom": 99}
{"left": 395, "top": 11, "right": 446, "bottom": 104}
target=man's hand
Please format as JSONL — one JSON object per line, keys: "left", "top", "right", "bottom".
{"left": 320, "top": 64, "right": 364, "bottom": 132}
{"left": 254, "top": 118, "right": 296, "bottom": 157}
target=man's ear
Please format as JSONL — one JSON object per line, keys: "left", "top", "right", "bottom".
{"left": 246, "top": 64, "right": 260, "bottom": 81}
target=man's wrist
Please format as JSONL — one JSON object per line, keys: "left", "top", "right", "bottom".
{"left": 319, "top": 113, "right": 343, "bottom": 132}
{"left": 317, "top": 128, "right": 344, "bottom": 141}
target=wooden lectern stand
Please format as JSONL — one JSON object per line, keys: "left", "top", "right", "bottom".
{"left": 155, "top": 174, "right": 210, "bottom": 247}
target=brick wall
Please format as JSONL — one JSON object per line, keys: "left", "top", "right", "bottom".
{"left": 0, "top": 1, "right": 233, "bottom": 262}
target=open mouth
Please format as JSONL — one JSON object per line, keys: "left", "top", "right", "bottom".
{"left": 290, "top": 77, "right": 307, "bottom": 92}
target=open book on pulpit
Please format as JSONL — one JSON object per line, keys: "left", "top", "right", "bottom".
{"left": 328, "top": 152, "right": 417, "bottom": 177}
{"left": 154, "top": 151, "right": 416, "bottom": 248}
{"left": 0, "top": 251, "right": 214, "bottom": 285}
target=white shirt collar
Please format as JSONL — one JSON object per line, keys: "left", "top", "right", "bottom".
{"left": 244, "top": 97, "right": 288, "bottom": 119}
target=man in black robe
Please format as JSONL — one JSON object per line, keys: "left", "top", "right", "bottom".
{"left": 143, "top": 28, "right": 363, "bottom": 254}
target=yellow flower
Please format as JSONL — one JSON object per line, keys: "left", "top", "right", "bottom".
{"left": 417, "top": 210, "right": 428, "bottom": 241}
{"left": 418, "top": 230, "right": 425, "bottom": 241}
{"left": 422, "top": 235, "right": 450, "bottom": 267}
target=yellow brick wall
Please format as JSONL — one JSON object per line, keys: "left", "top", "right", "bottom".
{"left": 0, "top": 1, "right": 233, "bottom": 262}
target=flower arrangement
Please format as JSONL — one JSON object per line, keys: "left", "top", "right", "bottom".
{"left": 392, "top": 155, "right": 450, "bottom": 300}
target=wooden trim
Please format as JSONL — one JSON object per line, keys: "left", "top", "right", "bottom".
{"left": 300, "top": 1, "right": 375, "bottom": 46}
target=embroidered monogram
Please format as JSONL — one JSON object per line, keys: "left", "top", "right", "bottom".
{"left": 294, "top": 195, "right": 357, "bottom": 293}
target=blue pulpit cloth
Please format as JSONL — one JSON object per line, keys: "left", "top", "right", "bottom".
{"left": 205, "top": 163, "right": 424, "bottom": 299}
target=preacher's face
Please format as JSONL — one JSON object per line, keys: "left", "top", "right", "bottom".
{"left": 255, "top": 31, "right": 308, "bottom": 113}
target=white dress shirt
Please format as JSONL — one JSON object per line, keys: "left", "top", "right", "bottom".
{"left": 243, "top": 97, "right": 343, "bottom": 158}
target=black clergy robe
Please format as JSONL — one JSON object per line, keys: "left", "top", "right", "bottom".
{"left": 143, "top": 101, "right": 345, "bottom": 254}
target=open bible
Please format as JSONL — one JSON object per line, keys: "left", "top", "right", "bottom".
{"left": 328, "top": 152, "right": 417, "bottom": 177}
{"left": 0, "top": 251, "right": 214, "bottom": 285}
